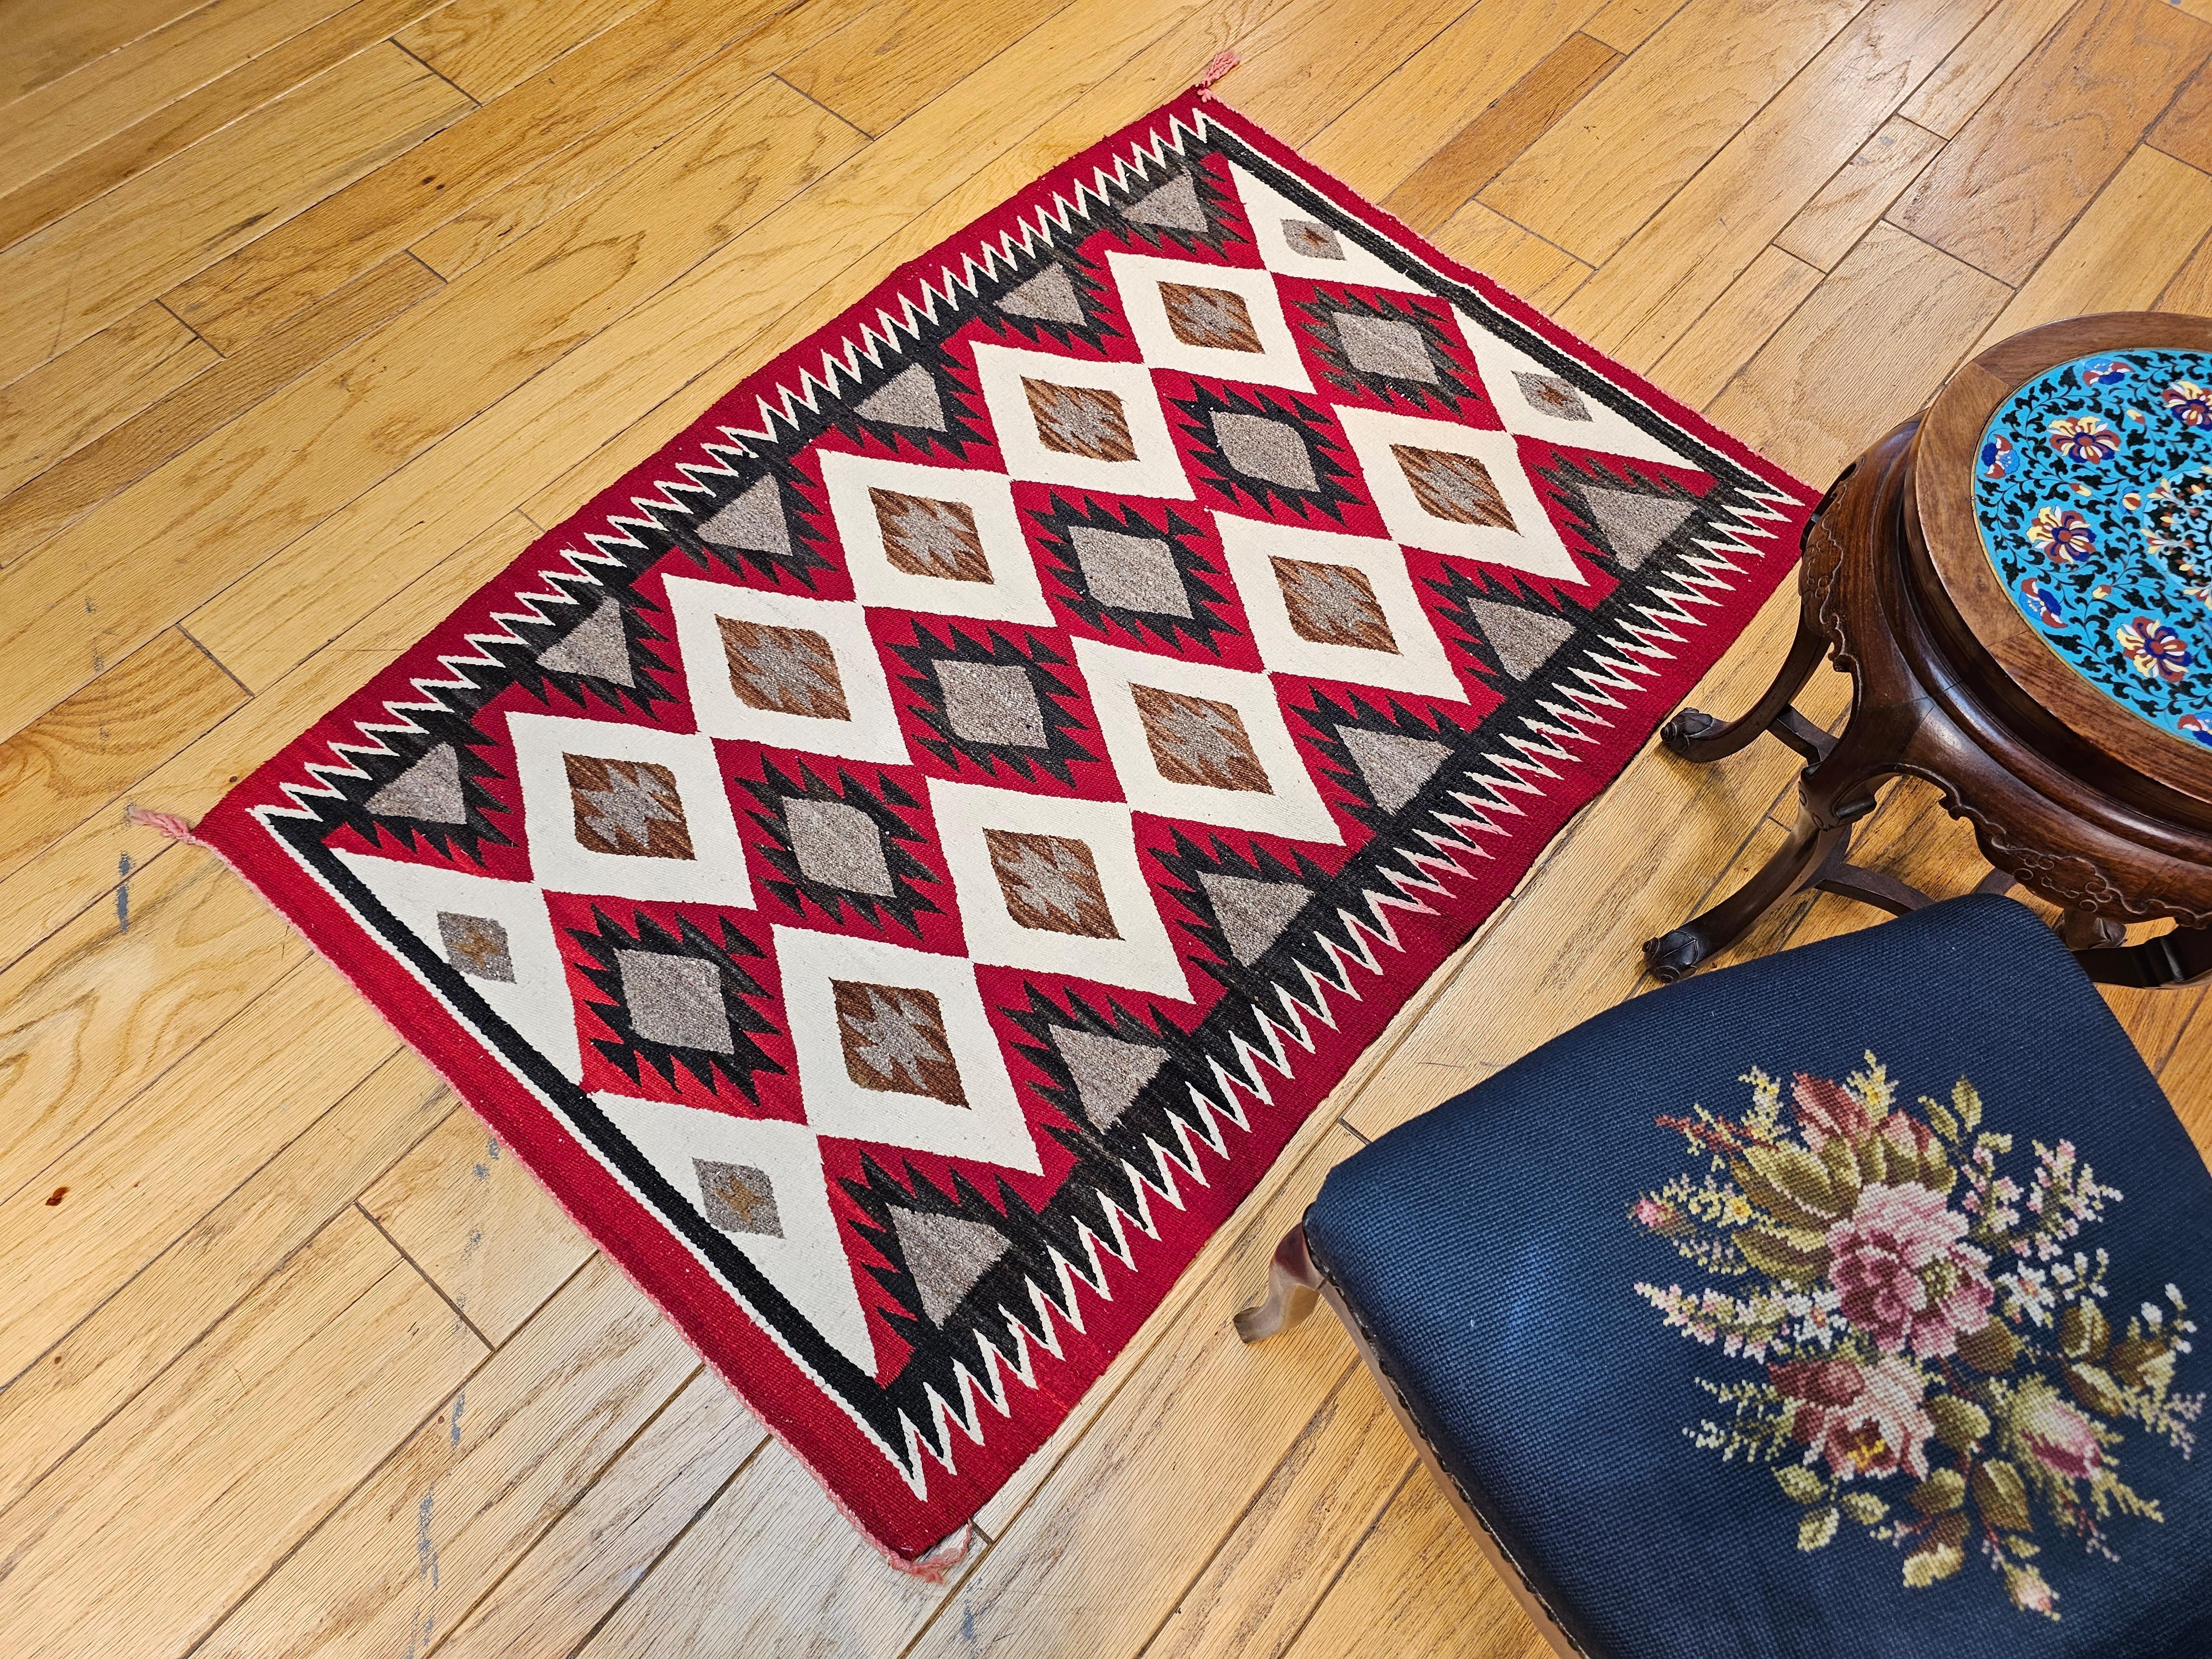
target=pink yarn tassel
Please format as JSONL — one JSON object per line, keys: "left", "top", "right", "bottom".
{"left": 1196, "top": 48, "right": 1240, "bottom": 96}
{"left": 126, "top": 805, "right": 207, "bottom": 846}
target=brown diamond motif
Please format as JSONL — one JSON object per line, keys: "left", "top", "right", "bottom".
{"left": 695, "top": 1159, "right": 783, "bottom": 1238}
{"left": 438, "top": 911, "right": 514, "bottom": 982}
{"left": 983, "top": 829, "right": 1121, "bottom": 938}
{"left": 1391, "top": 445, "right": 1515, "bottom": 529}
{"left": 1130, "top": 685, "right": 1272, "bottom": 794}
{"left": 564, "top": 754, "right": 695, "bottom": 859}
{"left": 718, "top": 618, "right": 851, "bottom": 719}
{"left": 1270, "top": 557, "right": 1399, "bottom": 653}
{"left": 1023, "top": 378, "right": 1138, "bottom": 462}
{"left": 1159, "top": 283, "right": 1262, "bottom": 352}
{"left": 832, "top": 981, "right": 968, "bottom": 1105}
{"left": 870, "top": 488, "right": 992, "bottom": 582}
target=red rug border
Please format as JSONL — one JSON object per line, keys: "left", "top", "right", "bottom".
{"left": 194, "top": 82, "right": 1813, "bottom": 1566}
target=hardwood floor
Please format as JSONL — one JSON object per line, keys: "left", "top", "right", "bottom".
{"left": 2, "top": 1, "right": 2210, "bottom": 1652}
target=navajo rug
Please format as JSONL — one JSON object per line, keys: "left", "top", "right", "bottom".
{"left": 197, "top": 88, "right": 1813, "bottom": 1566}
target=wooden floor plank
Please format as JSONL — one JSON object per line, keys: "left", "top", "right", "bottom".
{"left": 1889, "top": 0, "right": 2212, "bottom": 283}
{"left": 1580, "top": 0, "right": 1688, "bottom": 52}
{"left": 2158, "top": 222, "right": 2212, "bottom": 313}
{"left": 1897, "top": 0, "right": 2086, "bottom": 137}
{"left": 1646, "top": 244, "right": 1822, "bottom": 410}
{"left": 1300, "top": 0, "right": 1608, "bottom": 206}
{"left": 1373, "top": 30, "right": 1621, "bottom": 236}
{"left": 0, "top": 43, "right": 469, "bottom": 387}
{"left": 0, "top": 513, "right": 535, "bottom": 958}
{"left": 395, "top": 0, "right": 660, "bottom": 100}
{"left": 0, "top": 75, "right": 858, "bottom": 740}
{"left": 0, "top": 954, "right": 401, "bottom": 1390}
{"left": 0, "top": 305, "right": 213, "bottom": 503}
{"left": 361, "top": 1106, "right": 596, "bottom": 1345}
{"left": 1707, "top": 222, "right": 2010, "bottom": 483}
{"left": 1140, "top": 1364, "right": 1409, "bottom": 1659}
{"left": 1482, "top": 0, "right": 1864, "bottom": 266}
{"left": 195, "top": 1254, "right": 701, "bottom": 1659}
{"left": 0, "top": 0, "right": 445, "bottom": 252}
{"left": 1427, "top": 202, "right": 1592, "bottom": 312}
{"left": 2148, "top": 56, "right": 2212, "bottom": 171}
{"left": 0, "top": 848, "right": 304, "bottom": 1206}
{"left": 0, "top": 253, "right": 442, "bottom": 568}
{"left": 0, "top": 630, "right": 243, "bottom": 883}
{"left": 0, "top": 1051, "right": 447, "bottom": 1518}
{"left": 432, "top": 1368, "right": 766, "bottom": 1659}
{"left": 165, "top": 0, "right": 813, "bottom": 353}
{"left": 1975, "top": 143, "right": 2212, "bottom": 345}
{"left": 780, "top": 0, "right": 1066, "bottom": 137}
{"left": 0, "top": 0, "right": 207, "bottom": 104}
{"left": 0, "top": 1206, "right": 484, "bottom": 1659}
{"left": 1772, "top": 112, "right": 1945, "bottom": 270}
{"left": 1554, "top": 0, "right": 1999, "bottom": 370}
{"left": 1212, "top": 0, "right": 1490, "bottom": 148}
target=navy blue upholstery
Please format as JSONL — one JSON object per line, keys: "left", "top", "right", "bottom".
{"left": 1306, "top": 897, "right": 2211, "bottom": 1659}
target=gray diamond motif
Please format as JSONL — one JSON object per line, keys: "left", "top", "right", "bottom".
{"left": 1213, "top": 411, "right": 1317, "bottom": 491}
{"left": 615, "top": 950, "right": 734, "bottom": 1053}
{"left": 785, "top": 796, "right": 894, "bottom": 896}
{"left": 1335, "top": 314, "right": 1438, "bottom": 384}
{"left": 937, "top": 660, "right": 1047, "bottom": 748}
{"left": 1070, "top": 526, "right": 1191, "bottom": 617}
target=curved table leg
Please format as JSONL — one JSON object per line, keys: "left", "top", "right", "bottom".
{"left": 2073, "top": 927, "right": 2212, "bottom": 989}
{"left": 1644, "top": 801, "right": 1847, "bottom": 981}
{"left": 1661, "top": 611, "right": 1834, "bottom": 764}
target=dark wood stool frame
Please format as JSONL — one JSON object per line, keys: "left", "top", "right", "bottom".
{"left": 1642, "top": 314, "right": 2212, "bottom": 989}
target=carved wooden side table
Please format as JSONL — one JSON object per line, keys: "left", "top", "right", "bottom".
{"left": 1644, "top": 312, "right": 2212, "bottom": 987}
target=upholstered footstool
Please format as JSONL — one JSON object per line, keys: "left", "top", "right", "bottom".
{"left": 1240, "top": 896, "right": 2211, "bottom": 1658}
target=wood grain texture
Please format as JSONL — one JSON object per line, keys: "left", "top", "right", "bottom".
{"left": 195, "top": 1254, "right": 698, "bottom": 1659}
{"left": 0, "top": 1051, "right": 446, "bottom": 1519}
{"left": 2149, "top": 56, "right": 2212, "bottom": 171}
{"left": 1580, "top": 0, "right": 1685, "bottom": 51}
{"left": 0, "top": 0, "right": 207, "bottom": 102}
{"left": 780, "top": 0, "right": 1061, "bottom": 136}
{"left": 1707, "top": 222, "right": 2010, "bottom": 482}
{"left": 2159, "top": 223, "right": 2212, "bottom": 315}
{"left": 0, "top": 306, "right": 213, "bottom": 504}
{"left": 361, "top": 1106, "right": 595, "bottom": 1344}
{"left": 0, "top": 254, "right": 441, "bottom": 568}
{"left": 1899, "top": 0, "right": 2083, "bottom": 136}
{"left": 1890, "top": 0, "right": 2212, "bottom": 283}
{"left": 1555, "top": 0, "right": 1997, "bottom": 368}
{"left": 165, "top": 0, "right": 805, "bottom": 352}
{"left": 1376, "top": 32, "right": 1621, "bottom": 233}
{"left": 0, "top": 630, "right": 242, "bottom": 881}
{"left": 0, "top": 43, "right": 467, "bottom": 384}
{"left": 1427, "top": 201, "right": 1593, "bottom": 311}
{"left": 1483, "top": 0, "right": 1863, "bottom": 264}
{"left": 1647, "top": 243, "right": 1822, "bottom": 409}
{"left": 1301, "top": 0, "right": 1609, "bottom": 206}
{"left": 0, "top": 0, "right": 446, "bottom": 251}
{"left": 1977, "top": 144, "right": 2212, "bottom": 344}
{"left": 0, "top": 1206, "right": 482, "bottom": 1659}
{"left": 395, "top": 0, "right": 660, "bottom": 99}
{"left": 1773, "top": 113, "right": 1945, "bottom": 269}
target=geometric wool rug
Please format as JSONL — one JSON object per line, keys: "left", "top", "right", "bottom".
{"left": 196, "top": 88, "right": 1813, "bottom": 1568}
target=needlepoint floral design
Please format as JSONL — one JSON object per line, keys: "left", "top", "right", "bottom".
{"left": 1630, "top": 1057, "right": 2201, "bottom": 1620}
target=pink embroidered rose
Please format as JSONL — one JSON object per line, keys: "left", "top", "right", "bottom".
{"left": 2015, "top": 1384, "right": 2103, "bottom": 1480}
{"left": 1771, "top": 1354, "right": 1934, "bottom": 1480}
{"left": 1827, "top": 1182, "right": 1994, "bottom": 1359}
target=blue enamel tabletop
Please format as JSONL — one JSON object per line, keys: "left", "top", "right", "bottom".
{"left": 1972, "top": 349, "right": 2212, "bottom": 750}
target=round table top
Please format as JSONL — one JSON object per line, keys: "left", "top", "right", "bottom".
{"left": 1914, "top": 312, "right": 2212, "bottom": 807}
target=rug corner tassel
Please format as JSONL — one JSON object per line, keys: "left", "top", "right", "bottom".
{"left": 126, "top": 804, "right": 208, "bottom": 846}
{"left": 1196, "top": 47, "right": 1240, "bottom": 96}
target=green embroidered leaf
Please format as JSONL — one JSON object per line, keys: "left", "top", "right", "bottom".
{"left": 1926, "top": 1395, "right": 1990, "bottom": 1453}
{"left": 1903, "top": 1540, "right": 1965, "bottom": 1588}
{"left": 1855, "top": 1138, "right": 1887, "bottom": 1184}
{"left": 2064, "top": 1361, "right": 2126, "bottom": 1417}
{"left": 1909, "top": 1469, "right": 1966, "bottom": 1515}
{"left": 1953, "top": 1078, "right": 1983, "bottom": 1135}
{"left": 1798, "top": 1506, "right": 1840, "bottom": 1552}
{"left": 2059, "top": 1301, "right": 2110, "bottom": 1363}
{"left": 1774, "top": 1465, "right": 1826, "bottom": 1504}
{"left": 1733, "top": 1225, "right": 1830, "bottom": 1286}
{"left": 1839, "top": 1493, "right": 1888, "bottom": 1525}
{"left": 1741, "top": 1145, "right": 1839, "bottom": 1221}
{"left": 2109, "top": 1336, "right": 2175, "bottom": 1392}
{"left": 1816, "top": 1134, "right": 1862, "bottom": 1207}
{"left": 1926, "top": 1094, "right": 1961, "bottom": 1145}
{"left": 1972, "top": 1460, "right": 2033, "bottom": 1533}
{"left": 1955, "top": 1318, "right": 2020, "bottom": 1374}
{"left": 1918, "top": 1145, "right": 1955, "bottom": 1196}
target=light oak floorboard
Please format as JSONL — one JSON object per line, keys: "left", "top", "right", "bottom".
{"left": 0, "top": 0, "right": 208, "bottom": 103}
{"left": 396, "top": 0, "right": 660, "bottom": 100}
{"left": 1427, "top": 202, "right": 1593, "bottom": 312}
{"left": 1773, "top": 112, "right": 1945, "bottom": 270}
{"left": 780, "top": 0, "right": 1067, "bottom": 137}
{"left": 1647, "top": 244, "right": 1823, "bottom": 410}
{"left": 0, "top": 305, "right": 213, "bottom": 502}
{"left": 1899, "top": 0, "right": 2090, "bottom": 136}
